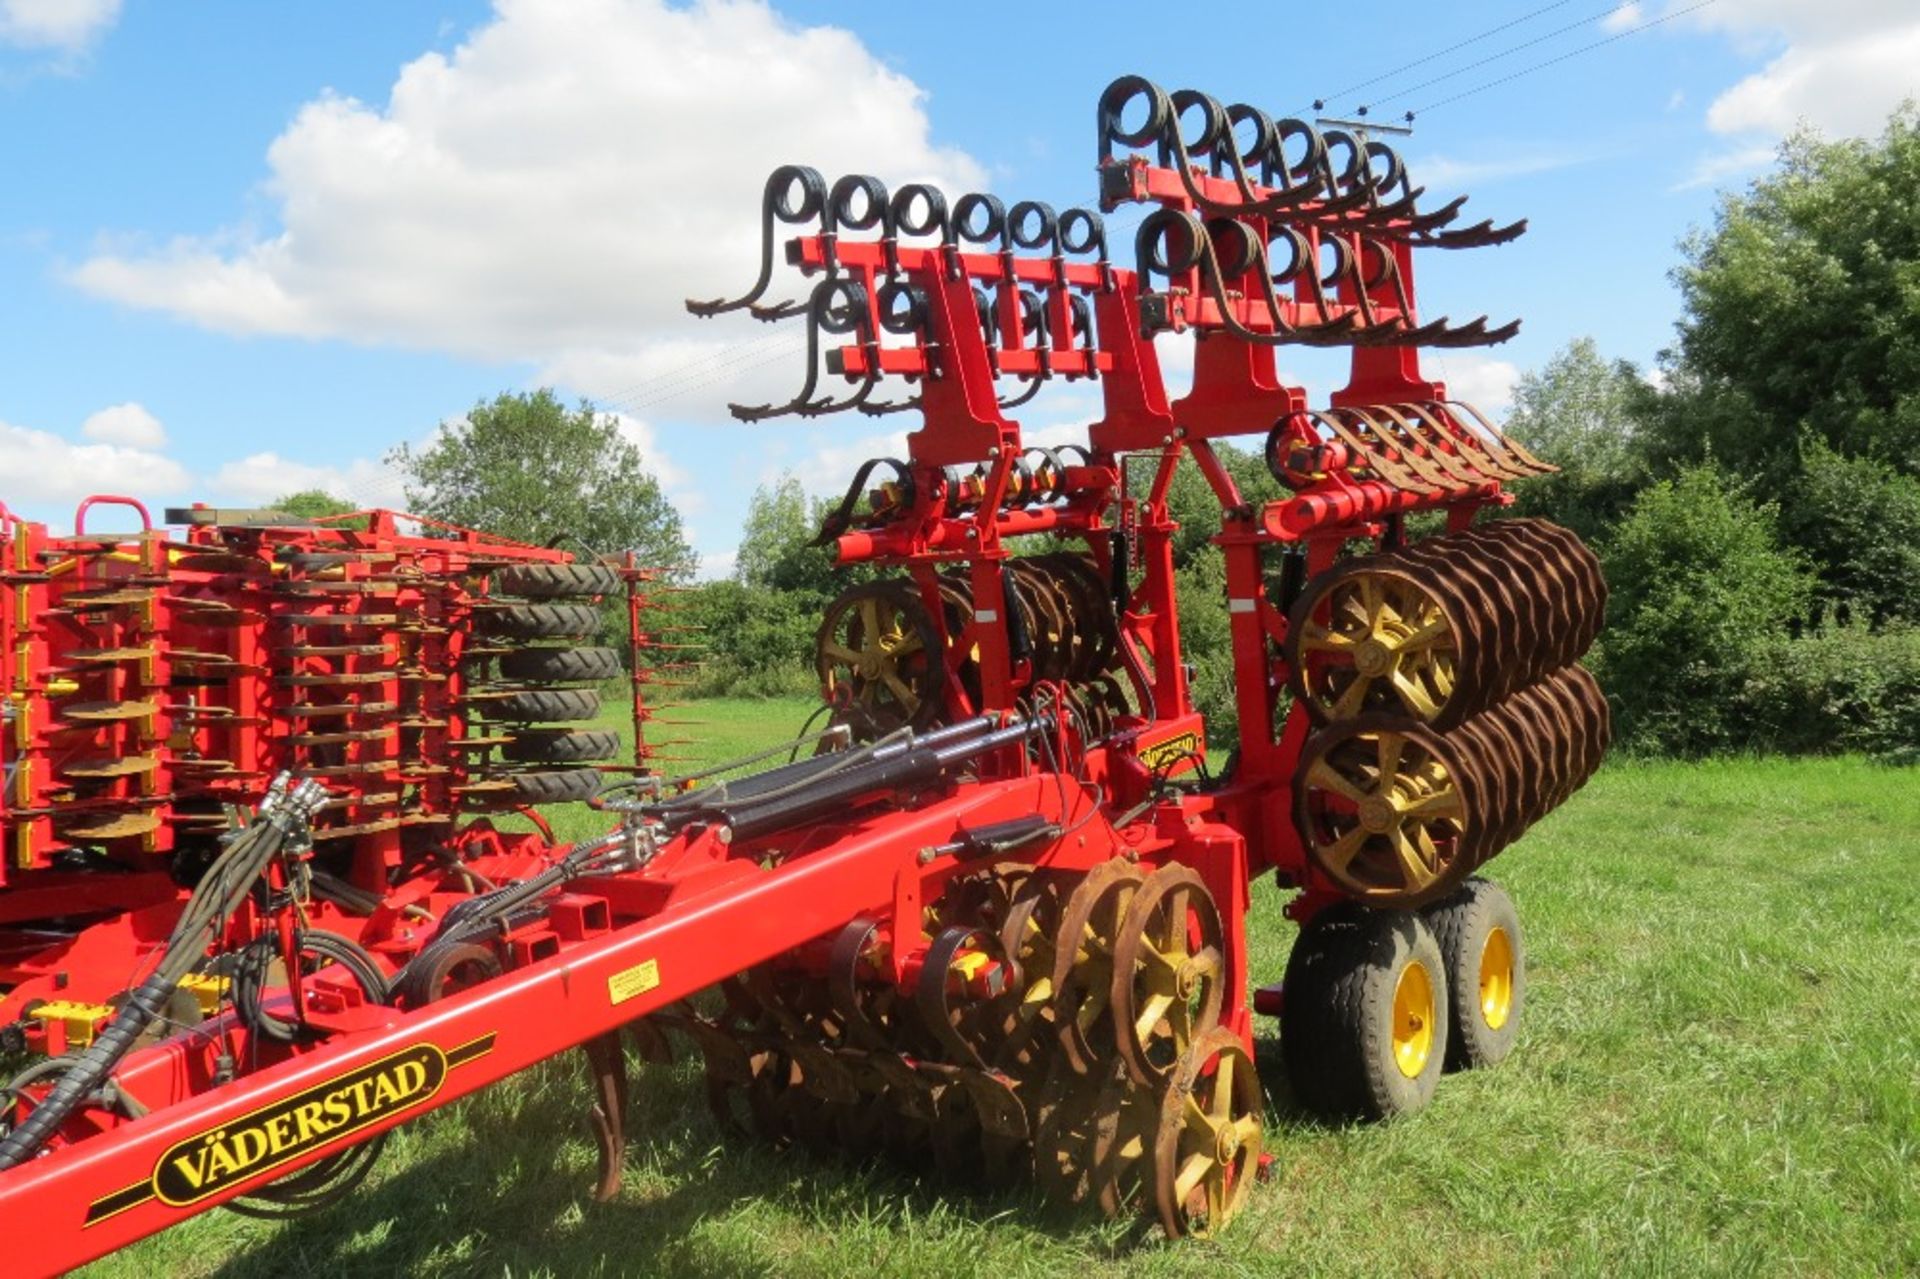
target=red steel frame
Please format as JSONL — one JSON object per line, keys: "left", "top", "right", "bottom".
{"left": 0, "top": 105, "right": 1531, "bottom": 1276}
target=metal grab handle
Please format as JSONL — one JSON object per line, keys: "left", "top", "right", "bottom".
{"left": 73, "top": 494, "right": 153, "bottom": 536}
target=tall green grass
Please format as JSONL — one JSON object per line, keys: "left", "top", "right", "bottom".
{"left": 82, "top": 713, "right": 1919, "bottom": 1278}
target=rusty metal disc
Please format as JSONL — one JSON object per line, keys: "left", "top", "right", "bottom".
{"left": 1294, "top": 715, "right": 1478, "bottom": 907}
{"left": 1109, "top": 864, "right": 1225, "bottom": 1087}
{"left": 55, "top": 810, "right": 162, "bottom": 840}
{"left": 1152, "top": 1025, "right": 1260, "bottom": 1239}
{"left": 1046, "top": 859, "right": 1146, "bottom": 1074}
{"left": 1285, "top": 558, "right": 1475, "bottom": 726}
{"left": 57, "top": 699, "right": 157, "bottom": 722}
{"left": 58, "top": 755, "right": 158, "bottom": 779}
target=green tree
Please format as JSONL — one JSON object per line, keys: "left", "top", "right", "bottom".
{"left": 1597, "top": 465, "right": 1815, "bottom": 754}
{"left": 1502, "top": 338, "right": 1648, "bottom": 540}
{"left": 272, "top": 489, "right": 356, "bottom": 519}
{"left": 735, "top": 473, "right": 842, "bottom": 598}
{"left": 1782, "top": 438, "right": 1920, "bottom": 627}
{"left": 390, "top": 389, "right": 694, "bottom": 578}
{"left": 1652, "top": 106, "right": 1920, "bottom": 478}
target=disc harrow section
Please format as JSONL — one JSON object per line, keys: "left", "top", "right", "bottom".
{"left": 0, "top": 503, "right": 670, "bottom": 1058}
{"left": 1294, "top": 665, "right": 1609, "bottom": 906}
{"left": 1285, "top": 518, "right": 1604, "bottom": 729}
{"left": 814, "top": 554, "right": 1126, "bottom": 740}
{"left": 663, "top": 860, "right": 1254, "bottom": 1238}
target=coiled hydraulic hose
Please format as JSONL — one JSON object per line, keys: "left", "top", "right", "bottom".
{"left": 0, "top": 776, "right": 327, "bottom": 1170}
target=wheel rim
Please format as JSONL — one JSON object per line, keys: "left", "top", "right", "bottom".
{"left": 1297, "top": 723, "right": 1471, "bottom": 904}
{"left": 1291, "top": 569, "right": 1460, "bottom": 722}
{"left": 1479, "top": 925, "right": 1513, "bottom": 1031}
{"left": 1152, "top": 1026, "right": 1260, "bottom": 1238}
{"left": 1391, "top": 958, "right": 1435, "bottom": 1078}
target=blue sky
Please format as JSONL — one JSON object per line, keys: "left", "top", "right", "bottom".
{"left": 2, "top": 0, "right": 1915, "bottom": 574}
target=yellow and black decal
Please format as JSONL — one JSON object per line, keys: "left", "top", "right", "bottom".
{"left": 1137, "top": 727, "right": 1203, "bottom": 775}
{"left": 85, "top": 1033, "right": 494, "bottom": 1225}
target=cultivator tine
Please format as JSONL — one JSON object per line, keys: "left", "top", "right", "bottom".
{"left": 1417, "top": 216, "right": 1529, "bottom": 249}
{"left": 581, "top": 1031, "right": 630, "bottom": 1203}
{"left": 687, "top": 164, "right": 828, "bottom": 320}
{"left": 1444, "top": 400, "right": 1558, "bottom": 475}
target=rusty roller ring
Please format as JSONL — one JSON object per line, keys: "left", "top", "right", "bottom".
{"left": 1294, "top": 715, "right": 1482, "bottom": 907}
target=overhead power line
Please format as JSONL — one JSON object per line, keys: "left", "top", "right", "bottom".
{"left": 1303, "top": 0, "right": 1584, "bottom": 113}
{"left": 1365, "top": 2, "right": 1661, "bottom": 112}
{"left": 1410, "top": 0, "right": 1719, "bottom": 115}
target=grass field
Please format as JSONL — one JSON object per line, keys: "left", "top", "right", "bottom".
{"left": 83, "top": 700, "right": 1918, "bottom": 1278}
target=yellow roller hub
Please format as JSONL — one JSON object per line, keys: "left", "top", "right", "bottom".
{"left": 1479, "top": 925, "right": 1514, "bottom": 1031}
{"left": 1392, "top": 958, "right": 1435, "bottom": 1078}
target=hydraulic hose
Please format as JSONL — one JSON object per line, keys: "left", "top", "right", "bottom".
{"left": 0, "top": 777, "right": 327, "bottom": 1171}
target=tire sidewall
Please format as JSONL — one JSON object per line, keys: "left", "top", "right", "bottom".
{"left": 1424, "top": 878, "right": 1524, "bottom": 1071}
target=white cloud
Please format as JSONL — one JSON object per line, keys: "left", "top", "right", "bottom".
{"left": 79, "top": 401, "right": 165, "bottom": 448}
{"left": 1417, "top": 149, "right": 1594, "bottom": 190}
{"left": 0, "top": 410, "right": 189, "bottom": 505}
{"left": 205, "top": 451, "right": 409, "bottom": 508}
{"left": 69, "top": 0, "right": 986, "bottom": 433}
{"left": 1431, "top": 354, "right": 1520, "bottom": 417}
{"left": 1673, "top": 143, "right": 1777, "bottom": 191}
{"left": 1686, "top": 1, "right": 1920, "bottom": 139}
{"left": 605, "top": 411, "right": 702, "bottom": 514}
{"left": 1602, "top": 3, "right": 1644, "bottom": 35}
{"left": 0, "top": 0, "right": 119, "bottom": 51}
{"left": 694, "top": 547, "right": 737, "bottom": 582}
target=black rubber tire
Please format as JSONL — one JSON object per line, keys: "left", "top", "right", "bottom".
{"left": 477, "top": 602, "right": 601, "bottom": 640}
{"left": 490, "top": 687, "right": 601, "bottom": 722}
{"left": 501, "top": 767, "right": 603, "bottom": 805}
{"left": 492, "top": 562, "right": 623, "bottom": 599}
{"left": 1423, "top": 877, "right": 1524, "bottom": 1071}
{"left": 498, "top": 645, "right": 623, "bottom": 683}
{"left": 1280, "top": 906, "right": 1449, "bottom": 1120}
{"left": 504, "top": 728, "right": 620, "bottom": 763}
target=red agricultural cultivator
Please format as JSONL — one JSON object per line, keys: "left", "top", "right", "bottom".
{"left": 0, "top": 75, "right": 1606, "bottom": 1271}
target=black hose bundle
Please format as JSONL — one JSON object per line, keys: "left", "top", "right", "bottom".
{"left": 0, "top": 776, "right": 328, "bottom": 1171}
{"left": 392, "top": 825, "right": 642, "bottom": 1007}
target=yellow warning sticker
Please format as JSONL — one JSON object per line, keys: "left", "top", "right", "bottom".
{"left": 608, "top": 958, "right": 661, "bottom": 1006}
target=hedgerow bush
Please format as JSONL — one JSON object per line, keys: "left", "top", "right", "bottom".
{"left": 1595, "top": 465, "right": 1816, "bottom": 754}
{"left": 1735, "top": 624, "right": 1920, "bottom": 762}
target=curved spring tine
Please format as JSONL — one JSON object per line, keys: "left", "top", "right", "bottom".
{"left": 858, "top": 395, "right": 923, "bottom": 417}
{"left": 1339, "top": 406, "right": 1462, "bottom": 489}
{"left": 1097, "top": 74, "right": 1172, "bottom": 165}
{"left": 1059, "top": 206, "right": 1114, "bottom": 291}
{"left": 1397, "top": 401, "right": 1524, "bottom": 483}
{"left": 1167, "top": 101, "right": 1345, "bottom": 219}
{"left": 1420, "top": 217, "right": 1530, "bottom": 249}
{"left": 1307, "top": 409, "right": 1437, "bottom": 494}
{"left": 727, "top": 277, "right": 876, "bottom": 421}
{"left": 689, "top": 164, "right": 827, "bottom": 319}
{"left": 1399, "top": 193, "right": 1468, "bottom": 234}
{"left": 1421, "top": 317, "right": 1523, "bottom": 348}
{"left": 996, "top": 378, "right": 1044, "bottom": 411}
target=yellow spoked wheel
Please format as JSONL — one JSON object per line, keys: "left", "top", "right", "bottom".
{"left": 1110, "top": 865, "right": 1225, "bottom": 1086}
{"left": 1295, "top": 717, "right": 1476, "bottom": 908}
{"left": 1287, "top": 566, "right": 1464, "bottom": 724}
{"left": 1391, "top": 958, "right": 1437, "bottom": 1079}
{"left": 1152, "top": 1026, "right": 1261, "bottom": 1239}
{"left": 814, "top": 580, "right": 943, "bottom": 737}
{"left": 1047, "top": 860, "right": 1145, "bottom": 1074}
